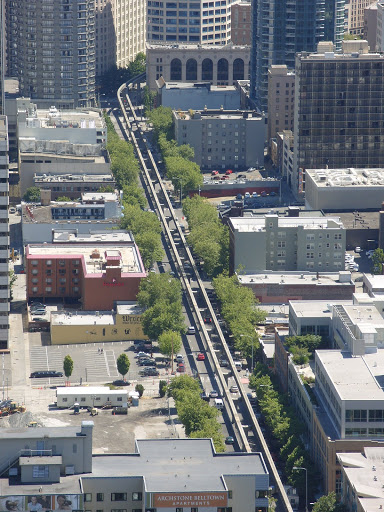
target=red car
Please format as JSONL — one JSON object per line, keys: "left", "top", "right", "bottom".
{"left": 204, "top": 317, "right": 212, "bottom": 324}
{"left": 225, "top": 169, "right": 233, "bottom": 175}
{"left": 177, "top": 363, "right": 186, "bottom": 373}
{"left": 211, "top": 170, "right": 219, "bottom": 175}
{"left": 197, "top": 353, "right": 205, "bottom": 361}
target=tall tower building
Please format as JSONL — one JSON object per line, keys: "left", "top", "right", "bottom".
{"left": 0, "top": 116, "right": 9, "bottom": 350}
{"left": 95, "top": 0, "right": 146, "bottom": 76}
{"left": 147, "top": 0, "right": 232, "bottom": 44}
{"left": 250, "top": 0, "right": 345, "bottom": 110}
{"left": 6, "top": 0, "right": 96, "bottom": 108}
{"left": 292, "top": 40, "right": 384, "bottom": 197}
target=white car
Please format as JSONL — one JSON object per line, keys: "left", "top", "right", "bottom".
{"left": 187, "top": 326, "right": 196, "bottom": 335}
{"left": 355, "top": 246, "right": 361, "bottom": 253}
{"left": 244, "top": 192, "right": 251, "bottom": 199}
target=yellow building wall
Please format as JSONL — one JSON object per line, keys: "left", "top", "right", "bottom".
{"left": 51, "top": 312, "right": 148, "bottom": 345}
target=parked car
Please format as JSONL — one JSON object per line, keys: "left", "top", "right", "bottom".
{"left": 225, "top": 436, "right": 235, "bottom": 445}
{"left": 219, "top": 359, "right": 229, "bottom": 367}
{"left": 144, "top": 368, "right": 159, "bottom": 376}
{"left": 30, "top": 371, "right": 63, "bottom": 378}
{"left": 270, "top": 191, "right": 277, "bottom": 196}
{"left": 211, "top": 170, "right": 219, "bottom": 175}
{"left": 201, "top": 391, "right": 210, "bottom": 402}
{"left": 204, "top": 316, "right": 212, "bottom": 324}
{"left": 252, "top": 192, "right": 258, "bottom": 198}
{"left": 260, "top": 191, "right": 267, "bottom": 197}
{"left": 355, "top": 246, "right": 362, "bottom": 253}
{"left": 113, "top": 380, "right": 130, "bottom": 386}
{"left": 177, "top": 363, "right": 186, "bottom": 373}
{"left": 136, "top": 351, "right": 149, "bottom": 359}
{"left": 30, "top": 309, "right": 46, "bottom": 316}
{"left": 197, "top": 353, "right": 205, "bottom": 361}
{"left": 244, "top": 192, "right": 251, "bottom": 199}
{"left": 175, "top": 354, "right": 184, "bottom": 363}
{"left": 187, "top": 326, "right": 196, "bottom": 335}
{"left": 230, "top": 385, "right": 239, "bottom": 393}
{"left": 209, "top": 389, "right": 219, "bottom": 398}
{"left": 225, "top": 169, "right": 233, "bottom": 175}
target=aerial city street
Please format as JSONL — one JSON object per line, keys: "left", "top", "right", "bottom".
{"left": 0, "top": 1, "right": 384, "bottom": 512}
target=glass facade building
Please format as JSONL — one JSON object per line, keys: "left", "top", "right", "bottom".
{"left": 250, "top": 0, "right": 345, "bottom": 110}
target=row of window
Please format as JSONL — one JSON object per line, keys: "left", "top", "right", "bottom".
{"left": 84, "top": 493, "right": 142, "bottom": 502}
{"left": 31, "top": 286, "right": 79, "bottom": 294}
{"left": 31, "top": 259, "right": 80, "bottom": 266}
{"left": 345, "top": 409, "right": 384, "bottom": 422}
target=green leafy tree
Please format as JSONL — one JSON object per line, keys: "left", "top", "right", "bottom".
{"left": 312, "top": 492, "right": 338, "bottom": 512}
{"left": 135, "top": 383, "right": 144, "bottom": 397}
{"left": 291, "top": 346, "right": 310, "bottom": 365}
{"left": 147, "top": 106, "right": 174, "bottom": 141}
{"left": 159, "top": 380, "right": 167, "bottom": 398}
{"left": 117, "top": 353, "right": 130, "bottom": 378}
{"left": 138, "top": 273, "right": 182, "bottom": 309}
{"left": 168, "top": 375, "right": 201, "bottom": 400}
{"left": 98, "top": 185, "right": 115, "bottom": 193}
{"left": 143, "top": 86, "right": 156, "bottom": 114}
{"left": 166, "top": 156, "right": 203, "bottom": 194}
{"left": 56, "top": 196, "right": 71, "bottom": 202}
{"left": 134, "top": 230, "right": 164, "bottom": 269}
{"left": 141, "top": 301, "right": 185, "bottom": 339}
{"left": 285, "top": 334, "right": 323, "bottom": 353}
{"left": 23, "top": 187, "right": 41, "bottom": 203}
{"left": 97, "top": 52, "right": 146, "bottom": 95}
{"left": 176, "top": 391, "right": 219, "bottom": 435}
{"left": 122, "top": 183, "right": 146, "bottom": 209}
{"left": 372, "top": 248, "right": 384, "bottom": 274}
{"left": 190, "top": 417, "right": 225, "bottom": 452}
{"left": 63, "top": 355, "right": 74, "bottom": 380}
{"left": 158, "top": 330, "right": 182, "bottom": 358}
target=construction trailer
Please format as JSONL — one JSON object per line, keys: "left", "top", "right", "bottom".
{"left": 56, "top": 386, "right": 128, "bottom": 409}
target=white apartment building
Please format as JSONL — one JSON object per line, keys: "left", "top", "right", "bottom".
{"left": 95, "top": 0, "right": 146, "bottom": 75}
{"left": 147, "top": 0, "right": 232, "bottom": 44}
{"left": 17, "top": 102, "right": 109, "bottom": 193}
{"left": 0, "top": 117, "right": 9, "bottom": 350}
{"left": 228, "top": 214, "right": 346, "bottom": 274}
{"left": 6, "top": 0, "right": 96, "bottom": 108}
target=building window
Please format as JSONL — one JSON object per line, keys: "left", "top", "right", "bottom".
{"left": 59, "top": 287, "right": 66, "bottom": 294}
{"left": 32, "top": 278, "right": 38, "bottom": 284}
{"left": 84, "top": 494, "right": 92, "bottom": 503}
{"left": 74, "top": 259, "right": 80, "bottom": 266}
{"left": 111, "top": 494, "right": 127, "bottom": 502}
{"left": 32, "top": 269, "right": 38, "bottom": 275}
{"left": 346, "top": 410, "right": 367, "bottom": 422}
{"left": 228, "top": 491, "right": 233, "bottom": 499}
{"left": 59, "top": 260, "right": 65, "bottom": 266}
{"left": 46, "top": 269, "right": 52, "bottom": 275}
{"left": 369, "top": 410, "right": 384, "bottom": 422}
{"left": 59, "top": 269, "right": 66, "bottom": 275}
{"left": 191, "top": 509, "right": 198, "bottom": 512}
{"left": 176, "top": 509, "right": 183, "bottom": 512}
{"left": 31, "top": 260, "right": 38, "bottom": 266}
{"left": 132, "top": 493, "right": 142, "bottom": 501}
{"left": 33, "top": 466, "right": 49, "bottom": 478}
{"left": 45, "top": 287, "right": 52, "bottom": 293}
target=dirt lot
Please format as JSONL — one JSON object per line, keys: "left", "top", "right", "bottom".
{"left": 0, "top": 393, "right": 183, "bottom": 454}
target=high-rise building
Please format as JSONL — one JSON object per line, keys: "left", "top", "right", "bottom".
{"left": 0, "top": 116, "right": 9, "bottom": 350}
{"left": 293, "top": 40, "right": 384, "bottom": 197}
{"left": 250, "top": 0, "right": 345, "bottom": 110}
{"left": 345, "top": 0, "right": 374, "bottom": 36}
{"left": 146, "top": 0, "right": 232, "bottom": 44}
{"left": 95, "top": 0, "right": 146, "bottom": 76}
{"left": 267, "top": 65, "right": 295, "bottom": 153}
{"left": 6, "top": 0, "right": 96, "bottom": 108}
{"left": 230, "top": 1, "right": 251, "bottom": 45}
{"left": 364, "top": 1, "right": 378, "bottom": 50}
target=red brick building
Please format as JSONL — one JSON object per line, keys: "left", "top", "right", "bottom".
{"left": 25, "top": 232, "right": 146, "bottom": 310}
{"left": 230, "top": 1, "right": 252, "bottom": 45}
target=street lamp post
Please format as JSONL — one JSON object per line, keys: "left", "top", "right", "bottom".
{"left": 293, "top": 466, "right": 308, "bottom": 512}
{"left": 174, "top": 177, "right": 183, "bottom": 205}
{"left": 240, "top": 334, "right": 255, "bottom": 372}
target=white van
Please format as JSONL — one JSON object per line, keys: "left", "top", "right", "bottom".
{"left": 234, "top": 361, "right": 242, "bottom": 372}
{"left": 214, "top": 398, "right": 224, "bottom": 410}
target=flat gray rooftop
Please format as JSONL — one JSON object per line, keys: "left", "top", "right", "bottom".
{"left": 0, "top": 426, "right": 81, "bottom": 439}
{"left": 90, "top": 439, "right": 268, "bottom": 492}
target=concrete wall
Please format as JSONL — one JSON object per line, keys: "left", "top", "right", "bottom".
{"left": 0, "top": 425, "right": 93, "bottom": 476}
{"left": 306, "top": 178, "right": 384, "bottom": 211}
{"left": 81, "top": 475, "right": 144, "bottom": 512}
{"left": 231, "top": 229, "right": 267, "bottom": 273}
{"left": 160, "top": 87, "right": 241, "bottom": 111}
{"left": 22, "top": 221, "right": 120, "bottom": 246}
{"left": 21, "top": 463, "right": 61, "bottom": 484}
{"left": 20, "top": 162, "right": 111, "bottom": 194}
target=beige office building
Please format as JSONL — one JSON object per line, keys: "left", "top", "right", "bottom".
{"left": 345, "top": 0, "right": 374, "bottom": 35}
{"left": 95, "top": 0, "right": 146, "bottom": 75}
{"left": 267, "top": 65, "right": 295, "bottom": 155}
{"left": 146, "top": 43, "right": 250, "bottom": 91}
